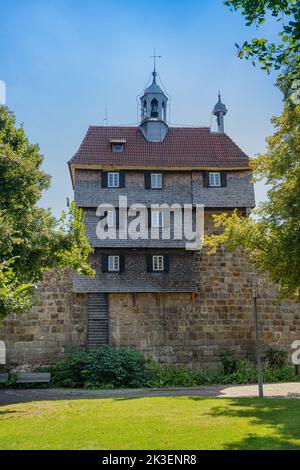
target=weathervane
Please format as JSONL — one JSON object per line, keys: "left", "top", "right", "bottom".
{"left": 150, "top": 48, "right": 161, "bottom": 78}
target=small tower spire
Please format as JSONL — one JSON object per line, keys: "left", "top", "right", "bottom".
{"left": 212, "top": 91, "right": 227, "bottom": 133}
{"left": 139, "top": 53, "right": 168, "bottom": 142}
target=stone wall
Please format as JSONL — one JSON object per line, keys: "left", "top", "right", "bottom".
{"left": 109, "top": 247, "right": 300, "bottom": 370}
{"left": 0, "top": 270, "right": 87, "bottom": 368}
{"left": 1, "top": 251, "right": 299, "bottom": 370}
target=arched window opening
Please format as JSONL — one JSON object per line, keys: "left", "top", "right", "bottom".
{"left": 150, "top": 98, "right": 158, "bottom": 119}
{"left": 142, "top": 100, "right": 147, "bottom": 118}
{"left": 162, "top": 101, "right": 166, "bottom": 121}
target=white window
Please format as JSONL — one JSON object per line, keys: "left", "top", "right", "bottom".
{"left": 108, "top": 172, "right": 120, "bottom": 187}
{"left": 209, "top": 172, "right": 221, "bottom": 187}
{"left": 108, "top": 255, "right": 120, "bottom": 272}
{"left": 151, "top": 173, "right": 162, "bottom": 189}
{"left": 151, "top": 210, "right": 164, "bottom": 228}
{"left": 152, "top": 255, "right": 164, "bottom": 271}
{"left": 107, "top": 210, "right": 115, "bottom": 227}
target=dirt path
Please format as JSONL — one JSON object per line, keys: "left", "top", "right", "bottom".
{"left": 1, "top": 382, "right": 300, "bottom": 405}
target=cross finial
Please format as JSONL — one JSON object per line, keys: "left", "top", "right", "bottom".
{"left": 150, "top": 48, "right": 161, "bottom": 81}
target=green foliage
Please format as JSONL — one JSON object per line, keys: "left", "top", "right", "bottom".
{"left": 147, "top": 366, "right": 197, "bottom": 388}
{"left": 218, "top": 358, "right": 258, "bottom": 384}
{"left": 0, "top": 260, "right": 36, "bottom": 318}
{"left": 263, "top": 347, "right": 288, "bottom": 369}
{"left": 206, "top": 98, "right": 300, "bottom": 301}
{"left": 224, "top": 0, "right": 300, "bottom": 77}
{"left": 50, "top": 347, "right": 300, "bottom": 390}
{"left": 263, "top": 364, "right": 298, "bottom": 382}
{"left": 220, "top": 351, "right": 238, "bottom": 374}
{"left": 51, "top": 346, "right": 150, "bottom": 388}
{"left": 207, "top": 3, "right": 300, "bottom": 301}
{"left": 0, "top": 106, "right": 94, "bottom": 319}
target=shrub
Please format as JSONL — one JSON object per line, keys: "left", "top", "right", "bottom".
{"left": 263, "top": 365, "right": 299, "bottom": 383}
{"left": 51, "top": 346, "right": 150, "bottom": 388}
{"left": 217, "top": 358, "right": 257, "bottom": 384}
{"left": 220, "top": 351, "right": 238, "bottom": 374}
{"left": 51, "top": 347, "right": 300, "bottom": 389}
{"left": 263, "top": 348, "right": 288, "bottom": 369}
{"left": 147, "top": 366, "right": 197, "bottom": 388}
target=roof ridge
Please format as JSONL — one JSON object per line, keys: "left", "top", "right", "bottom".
{"left": 88, "top": 125, "right": 211, "bottom": 130}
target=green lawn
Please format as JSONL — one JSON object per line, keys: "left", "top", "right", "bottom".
{"left": 1, "top": 396, "right": 300, "bottom": 450}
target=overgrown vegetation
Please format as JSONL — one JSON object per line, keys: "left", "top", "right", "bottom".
{"left": 51, "top": 347, "right": 150, "bottom": 389}
{"left": 0, "top": 106, "right": 94, "bottom": 320}
{"left": 50, "top": 346, "right": 300, "bottom": 389}
{"left": 206, "top": 1, "right": 300, "bottom": 301}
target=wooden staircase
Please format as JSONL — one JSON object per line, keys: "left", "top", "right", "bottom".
{"left": 87, "top": 293, "right": 109, "bottom": 351}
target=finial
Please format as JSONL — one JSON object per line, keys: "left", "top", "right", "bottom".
{"left": 218, "top": 90, "right": 221, "bottom": 102}
{"left": 150, "top": 48, "right": 161, "bottom": 81}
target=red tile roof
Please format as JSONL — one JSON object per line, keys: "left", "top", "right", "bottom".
{"left": 69, "top": 126, "right": 250, "bottom": 169}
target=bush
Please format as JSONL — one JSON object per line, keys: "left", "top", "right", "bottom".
{"left": 220, "top": 351, "right": 238, "bottom": 375}
{"left": 263, "top": 348, "right": 288, "bottom": 369}
{"left": 192, "top": 369, "right": 215, "bottom": 385}
{"left": 52, "top": 346, "right": 150, "bottom": 388}
{"left": 51, "top": 347, "right": 300, "bottom": 389}
{"left": 263, "top": 365, "right": 299, "bottom": 383}
{"left": 147, "top": 366, "right": 197, "bottom": 388}
{"left": 217, "top": 358, "right": 257, "bottom": 384}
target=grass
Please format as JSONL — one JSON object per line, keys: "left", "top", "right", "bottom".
{"left": 1, "top": 396, "right": 300, "bottom": 450}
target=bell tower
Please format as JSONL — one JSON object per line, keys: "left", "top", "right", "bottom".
{"left": 139, "top": 54, "right": 169, "bottom": 142}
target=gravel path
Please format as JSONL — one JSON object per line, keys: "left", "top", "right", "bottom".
{"left": 1, "top": 382, "right": 300, "bottom": 405}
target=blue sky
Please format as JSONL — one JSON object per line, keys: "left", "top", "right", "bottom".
{"left": 1, "top": 0, "right": 282, "bottom": 216}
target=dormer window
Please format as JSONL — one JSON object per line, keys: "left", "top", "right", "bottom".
{"left": 110, "top": 139, "right": 126, "bottom": 153}
{"left": 150, "top": 98, "right": 158, "bottom": 119}
{"left": 112, "top": 144, "right": 124, "bottom": 153}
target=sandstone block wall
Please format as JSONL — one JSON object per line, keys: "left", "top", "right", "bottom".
{"left": 109, "top": 248, "right": 300, "bottom": 370}
{"left": 1, "top": 252, "right": 299, "bottom": 370}
{"left": 0, "top": 270, "right": 87, "bottom": 368}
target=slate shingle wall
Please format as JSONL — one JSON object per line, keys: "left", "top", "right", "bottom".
{"left": 74, "top": 169, "right": 255, "bottom": 209}
{"left": 73, "top": 249, "right": 197, "bottom": 293}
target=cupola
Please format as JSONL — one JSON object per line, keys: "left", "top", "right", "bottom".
{"left": 139, "top": 67, "right": 169, "bottom": 142}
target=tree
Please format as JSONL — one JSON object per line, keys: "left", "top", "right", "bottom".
{"left": 225, "top": 0, "right": 300, "bottom": 79}
{"left": 205, "top": 2, "right": 300, "bottom": 301}
{"left": 0, "top": 106, "right": 94, "bottom": 320}
{"left": 206, "top": 102, "right": 300, "bottom": 301}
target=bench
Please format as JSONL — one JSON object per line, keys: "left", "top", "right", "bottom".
{"left": 15, "top": 372, "right": 51, "bottom": 384}
{"left": 0, "top": 373, "right": 8, "bottom": 384}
